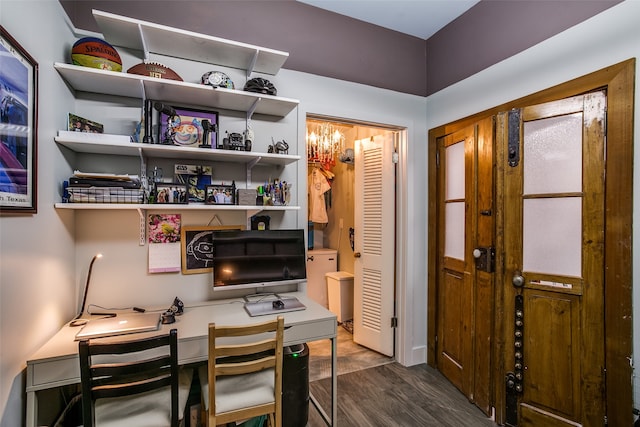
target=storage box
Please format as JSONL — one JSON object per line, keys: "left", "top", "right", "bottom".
{"left": 237, "top": 188, "right": 257, "bottom": 205}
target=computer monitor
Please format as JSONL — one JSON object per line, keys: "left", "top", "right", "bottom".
{"left": 211, "top": 229, "right": 307, "bottom": 292}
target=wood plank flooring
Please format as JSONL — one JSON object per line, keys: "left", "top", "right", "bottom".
{"left": 307, "top": 363, "right": 498, "bottom": 427}
{"left": 304, "top": 323, "right": 497, "bottom": 427}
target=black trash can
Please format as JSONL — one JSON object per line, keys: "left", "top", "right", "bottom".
{"left": 282, "top": 343, "right": 309, "bottom": 427}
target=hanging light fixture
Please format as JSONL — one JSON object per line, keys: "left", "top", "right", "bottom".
{"left": 306, "top": 121, "right": 345, "bottom": 170}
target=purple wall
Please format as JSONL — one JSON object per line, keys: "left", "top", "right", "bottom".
{"left": 59, "top": 0, "right": 621, "bottom": 97}
{"left": 426, "top": 0, "right": 622, "bottom": 95}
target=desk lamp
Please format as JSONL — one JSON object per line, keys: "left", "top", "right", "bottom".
{"left": 70, "top": 253, "right": 102, "bottom": 327}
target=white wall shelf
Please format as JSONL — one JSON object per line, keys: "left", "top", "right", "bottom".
{"left": 54, "top": 63, "right": 298, "bottom": 117}
{"left": 55, "top": 134, "right": 300, "bottom": 166}
{"left": 54, "top": 203, "right": 299, "bottom": 212}
{"left": 92, "top": 9, "right": 289, "bottom": 76}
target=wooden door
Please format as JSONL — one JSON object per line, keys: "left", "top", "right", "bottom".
{"left": 500, "top": 91, "right": 606, "bottom": 426}
{"left": 353, "top": 133, "right": 395, "bottom": 356}
{"left": 436, "top": 117, "right": 494, "bottom": 413}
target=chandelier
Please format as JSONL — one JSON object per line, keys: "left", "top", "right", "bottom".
{"left": 306, "top": 122, "right": 345, "bottom": 170}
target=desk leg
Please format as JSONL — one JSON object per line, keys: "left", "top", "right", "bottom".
{"left": 331, "top": 335, "right": 337, "bottom": 426}
{"left": 309, "top": 336, "right": 337, "bottom": 426}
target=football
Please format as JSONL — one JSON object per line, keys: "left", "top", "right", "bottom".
{"left": 71, "top": 37, "right": 122, "bottom": 72}
{"left": 127, "top": 62, "right": 183, "bottom": 81}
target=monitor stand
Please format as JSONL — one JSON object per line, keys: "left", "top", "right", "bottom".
{"left": 243, "top": 294, "right": 306, "bottom": 317}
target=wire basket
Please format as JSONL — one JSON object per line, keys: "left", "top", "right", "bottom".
{"left": 65, "top": 187, "right": 145, "bottom": 204}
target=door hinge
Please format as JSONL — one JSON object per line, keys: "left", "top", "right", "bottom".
{"left": 436, "top": 150, "right": 440, "bottom": 168}
{"left": 392, "top": 151, "right": 399, "bottom": 163}
{"left": 390, "top": 317, "right": 398, "bottom": 328}
{"left": 604, "top": 414, "right": 608, "bottom": 426}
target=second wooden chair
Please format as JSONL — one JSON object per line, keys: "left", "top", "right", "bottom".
{"left": 199, "top": 316, "right": 284, "bottom": 427}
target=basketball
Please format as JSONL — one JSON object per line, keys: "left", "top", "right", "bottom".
{"left": 71, "top": 37, "right": 122, "bottom": 72}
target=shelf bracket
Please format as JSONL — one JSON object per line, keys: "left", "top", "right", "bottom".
{"left": 137, "top": 207, "right": 147, "bottom": 246}
{"left": 247, "top": 50, "right": 259, "bottom": 77}
{"left": 247, "top": 98, "right": 260, "bottom": 121}
{"left": 246, "top": 157, "right": 261, "bottom": 184}
{"left": 136, "top": 23, "right": 150, "bottom": 60}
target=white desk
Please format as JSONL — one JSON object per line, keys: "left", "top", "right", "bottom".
{"left": 26, "top": 292, "right": 337, "bottom": 426}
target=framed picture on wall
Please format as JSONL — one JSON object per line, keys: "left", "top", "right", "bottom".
{"left": 181, "top": 225, "right": 245, "bottom": 274}
{"left": 0, "top": 26, "right": 38, "bottom": 213}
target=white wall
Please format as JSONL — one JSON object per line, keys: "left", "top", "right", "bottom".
{"left": 0, "top": 1, "right": 77, "bottom": 425}
{"left": 426, "top": 0, "right": 640, "bottom": 408}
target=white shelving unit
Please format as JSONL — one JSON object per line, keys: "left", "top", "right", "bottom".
{"left": 93, "top": 9, "right": 288, "bottom": 76}
{"left": 54, "top": 63, "right": 298, "bottom": 117}
{"left": 55, "top": 10, "right": 302, "bottom": 226}
{"left": 55, "top": 135, "right": 300, "bottom": 166}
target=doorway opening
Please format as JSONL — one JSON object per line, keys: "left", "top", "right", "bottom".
{"left": 304, "top": 114, "right": 403, "bottom": 379}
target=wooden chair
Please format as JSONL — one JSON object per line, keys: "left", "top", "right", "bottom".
{"left": 199, "top": 316, "right": 284, "bottom": 427}
{"left": 78, "top": 328, "right": 191, "bottom": 427}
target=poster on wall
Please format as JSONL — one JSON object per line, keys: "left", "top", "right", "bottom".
{"left": 0, "top": 26, "right": 38, "bottom": 213}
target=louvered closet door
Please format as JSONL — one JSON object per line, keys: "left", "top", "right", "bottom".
{"left": 353, "top": 133, "right": 395, "bottom": 356}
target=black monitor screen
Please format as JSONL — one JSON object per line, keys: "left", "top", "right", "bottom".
{"left": 211, "top": 229, "right": 307, "bottom": 291}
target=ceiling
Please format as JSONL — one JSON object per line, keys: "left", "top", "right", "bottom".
{"left": 296, "top": 0, "right": 481, "bottom": 40}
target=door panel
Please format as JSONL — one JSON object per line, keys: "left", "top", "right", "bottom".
{"left": 353, "top": 133, "right": 395, "bottom": 356}
{"left": 436, "top": 117, "right": 494, "bottom": 414}
{"left": 501, "top": 91, "right": 606, "bottom": 426}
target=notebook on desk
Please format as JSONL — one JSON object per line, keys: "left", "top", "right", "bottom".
{"left": 244, "top": 296, "right": 306, "bottom": 317}
{"left": 75, "top": 312, "right": 161, "bottom": 341}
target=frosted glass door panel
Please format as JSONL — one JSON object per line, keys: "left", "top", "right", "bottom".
{"left": 523, "top": 197, "right": 581, "bottom": 277}
{"left": 446, "top": 142, "right": 465, "bottom": 200}
{"left": 523, "top": 113, "right": 582, "bottom": 195}
{"left": 445, "top": 201, "right": 465, "bottom": 260}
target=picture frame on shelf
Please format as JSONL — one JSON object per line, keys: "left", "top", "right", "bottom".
{"left": 154, "top": 183, "right": 188, "bottom": 204}
{"left": 67, "top": 113, "right": 103, "bottom": 133}
{"left": 181, "top": 225, "right": 244, "bottom": 274}
{"left": 0, "top": 26, "right": 38, "bottom": 213}
{"left": 174, "top": 164, "right": 212, "bottom": 204}
{"left": 205, "top": 184, "right": 235, "bottom": 205}
{"left": 157, "top": 105, "right": 218, "bottom": 148}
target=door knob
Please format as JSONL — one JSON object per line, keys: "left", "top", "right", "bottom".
{"left": 473, "top": 248, "right": 482, "bottom": 258}
{"left": 512, "top": 271, "right": 525, "bottom": 287}
{"left": 354, "top": 252, "right": 361, "bottom": 258}
{"left": 307, "top": 256, "right": 314, "bottom": 261}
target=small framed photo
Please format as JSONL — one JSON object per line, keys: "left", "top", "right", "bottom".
{"left": 205, "top": 184, "right": 235, "bottom": 205}
{"left": 154, "top": 183, "right": 188, "bottom": 204}
{"left": 68, "top": 113, "right": 103, "bottom": 133}
{"left": 158, "top": 105, "right": 218, "bottom": 148}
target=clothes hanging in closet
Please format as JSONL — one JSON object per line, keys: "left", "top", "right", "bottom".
{"left": 309, "top": 168, "right": 331, "bottom": 223}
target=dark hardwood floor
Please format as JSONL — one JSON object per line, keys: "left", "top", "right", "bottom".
{"left": 307, "top": 363, "right": 498, "bottom": 427}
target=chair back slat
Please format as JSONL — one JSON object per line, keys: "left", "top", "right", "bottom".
{"left": 215, "top": 339, "right": 276, "bottom": 358}
{"left": 216, "top": 355, "right": 276, "bottom": 376}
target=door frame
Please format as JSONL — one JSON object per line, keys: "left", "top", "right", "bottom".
{"left": 305, "top": 114, "right": 408, "bottom": 362}
{"left": 427, "top": 59, "right": 635, "bottom": 426}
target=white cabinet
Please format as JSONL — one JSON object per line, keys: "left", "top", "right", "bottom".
{"left": 306, "top": 249, "right": 338, "bottom": 308}
{"left": 55, "top": 10, "right": 300, "bottom": 213}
